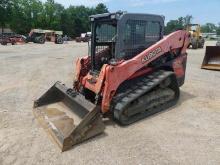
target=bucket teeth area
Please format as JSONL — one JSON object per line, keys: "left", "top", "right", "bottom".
{"left": 33, "top": 82, "right": 105, "bottom": 151}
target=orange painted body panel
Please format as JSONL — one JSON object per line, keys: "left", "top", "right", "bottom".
{"left": 74, "top": 30, "right": 190, "bottom": 113}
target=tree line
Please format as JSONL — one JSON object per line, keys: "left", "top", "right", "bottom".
{"left": 0, "top": 0, "right": 108, "bottom": 37}
{"left": 165, "top": 15, "right": 220, "bottom": 35}
{"left": 1, "top": 0, "right": 220, "bottom": 37}
{"left": 201, "top": 23, "right": 220, "bottom": 35}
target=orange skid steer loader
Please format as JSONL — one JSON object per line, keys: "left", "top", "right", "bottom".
{"left": 33, "top": 12, "right": 190, "bottom": 151}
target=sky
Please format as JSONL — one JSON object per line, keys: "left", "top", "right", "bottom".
{"left": 42, "top": 0, "right": 219, "bottom": 25}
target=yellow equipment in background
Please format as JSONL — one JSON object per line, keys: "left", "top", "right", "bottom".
{"left": 186, "top": 24, "right": 205, "bottom": 49}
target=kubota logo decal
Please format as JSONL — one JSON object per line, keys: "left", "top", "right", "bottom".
{"left": 142, "top": 47, "right": 162, "bottom": 63}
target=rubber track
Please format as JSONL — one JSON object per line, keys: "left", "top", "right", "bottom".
{"left": 113, "top": 70, "right": 179, "bottom": 125}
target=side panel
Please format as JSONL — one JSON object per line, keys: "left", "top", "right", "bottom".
{"left": 75, "top": 31, "right": 189, "bottom": 113}
{"left": 172, "top": 53, "right": 187, "bottom": 86}
{"left": 101, "top": 30, "right": 190, "bottom": 112}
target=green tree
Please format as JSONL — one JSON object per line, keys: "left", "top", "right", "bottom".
{"left": 217, "top": 23, "right": 220, "bottom": 35}
{"left": 6, "top": 0, "right": 109, "bottom": 36}
{"left": 10, "top": 0, "right": 29, "bottom": 34}
{"left": 9, "top": 0, "right": 64, "bottom": 34}
{"left": 43, "top": 0, "right": 64, "bottom": 30}
{"left": 183, "top": 15, "right": 193, "bottom": 27}
{"left": 165, "top": 19, "right": 183, "bottom": 34}
{"left": 10, "top": 0, "right": 45, "bottom": 34}
{"left": 62, "top": 3, "right": 108, "bottom": 37}
{"left": 165, "top": 15, "right": 193, "bottom": 34}
{"left": 0, "top": 0, "right": 12, "bottom": 33}
{"left": 30, "top": 0, "right": 44, "bottom": 28}
{"left": 63, "top": 5, "right": 91, "bottom": 37}
{"left": 95, "top": 3, "right": 108, "bottom": 14}
{"left": 201, "top": 23, "right": 217, "bottom": 33}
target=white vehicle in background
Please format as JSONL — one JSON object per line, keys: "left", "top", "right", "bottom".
{"left": 75, "top": 32, "right": 91, "bottom": 42}
{"left": 216, "top": 39, "right": 220, "bottom": 46}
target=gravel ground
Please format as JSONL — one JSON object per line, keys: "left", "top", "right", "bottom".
{"left": 0, "top": 41, "right": 220, "bottom": 165}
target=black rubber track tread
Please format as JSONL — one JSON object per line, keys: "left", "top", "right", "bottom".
{"left": 112, "top": 70, "right": 179, "bottom": 125}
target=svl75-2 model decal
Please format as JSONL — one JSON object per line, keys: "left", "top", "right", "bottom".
{"left": 142, "top": 47, "right": 162, "bottom": 64}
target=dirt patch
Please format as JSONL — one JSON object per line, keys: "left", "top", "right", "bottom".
{"left": 0, "top": 41, "right": 220, "bottom": 165}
